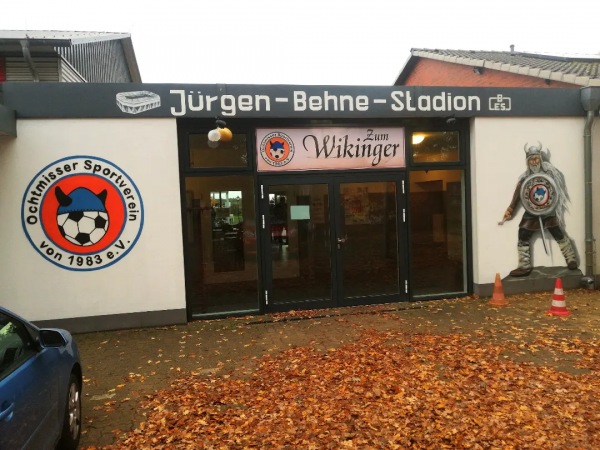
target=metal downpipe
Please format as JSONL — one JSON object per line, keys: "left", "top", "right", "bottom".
{"left": 584, "top": 109, "right": 595, "bottom": 278}
{"left": 20, "top": 39, "right": 39, "bottom": 82}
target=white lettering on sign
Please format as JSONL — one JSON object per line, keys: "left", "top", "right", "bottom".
{"left": 292, "top": 91, "right": 369, "bottom": 112}
{"left": 390, "top": 91, "right": 481, "bottom": 112}
{"left": 170, "top": 90, "right": 271, "bottom": 116}
{"left": 168, "top": 90, "right": 492, "bottom": 117}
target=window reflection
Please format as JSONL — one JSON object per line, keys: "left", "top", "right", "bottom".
{"left": 185, "top": 176, "right": 258, "bottom": 316}
{"left": 189, "top": 133, "right": 248, "bottom": 168}
{"left": 268, "top": 184, "right": 332, "bottom": 305}
{"left": 409, "top": 170, "right": 466, "bottom": 296}
{"left": 412, "top": 131, "right": 459, "bottom": 163}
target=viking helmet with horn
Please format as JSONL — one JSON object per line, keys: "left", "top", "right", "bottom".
{"left": 523, "top": 141, "right": 548, "bottom": 161}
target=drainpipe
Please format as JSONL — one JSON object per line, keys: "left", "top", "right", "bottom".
{"left": 20, "top": 39, "right": 39, "bottom": 82}
{"left": 580, "top": 87, "right": 600, "bottom": 285}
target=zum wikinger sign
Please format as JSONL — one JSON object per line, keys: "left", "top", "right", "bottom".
{"left": 1, "top": 83, "right": 585, "bottom": 119}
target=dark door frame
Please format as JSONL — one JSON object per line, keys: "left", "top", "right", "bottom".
{"left": 258, "top": 170, "right": 408, "bottom": 312}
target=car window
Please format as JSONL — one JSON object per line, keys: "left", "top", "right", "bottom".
{"left": 0, "top": 312, "right": 37, "bottom": 378}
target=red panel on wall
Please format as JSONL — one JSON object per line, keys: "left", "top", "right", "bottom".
{"left": 0, "top": 57, "right": 6, "bottom": 81}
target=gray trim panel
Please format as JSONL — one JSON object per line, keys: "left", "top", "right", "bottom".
{"left": 0, "top": 104, "right": 16, "bottom": 136}
{"left": 33, "top": 308, "right": 187, "bottom": 334}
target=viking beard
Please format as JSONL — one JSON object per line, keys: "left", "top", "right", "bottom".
{"left": 529, "top": 162, "right": 541, "bottom": 173}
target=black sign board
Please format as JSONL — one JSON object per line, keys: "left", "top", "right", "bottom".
{"left": 1, "top": 82, "right": 585, "bottom": 119}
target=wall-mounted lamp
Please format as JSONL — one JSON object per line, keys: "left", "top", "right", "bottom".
{"left": 412, "top": 134, "right": 425, "bottom": 145}
{"left": 472, "top": 67, "right": 483, "bottom": 75}
{"left": 207, "top": 117, "right": 233, "bottom": 145}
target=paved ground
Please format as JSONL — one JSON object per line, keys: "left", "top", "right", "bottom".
{"left": 75, "top": 288, "right": 600, "bottom": 448}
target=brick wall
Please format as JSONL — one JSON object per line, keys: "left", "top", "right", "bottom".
{"left": 403, "top": 59, "right": 577, "bottom": 88}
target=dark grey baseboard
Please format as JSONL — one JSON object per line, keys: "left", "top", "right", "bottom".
{"left": 33, "top": 308, "right": 188, "bottom": 334}
{"left": 474, "top": 266, "right": 595, "bottom": 297}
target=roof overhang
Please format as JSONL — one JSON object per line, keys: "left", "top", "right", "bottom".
{"left": 0, "top": 30, "right": 132, "bottom": 47}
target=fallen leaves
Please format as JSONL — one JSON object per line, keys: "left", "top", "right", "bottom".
{"left": 76, "top": 292, "right": 600, "bottom": 449}
{"left": 83, "top": 328, "right": 600, "bottom": 449}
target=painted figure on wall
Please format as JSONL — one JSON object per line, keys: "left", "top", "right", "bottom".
{"left": 501, "top": 142, "right": 577, "bottom": 277}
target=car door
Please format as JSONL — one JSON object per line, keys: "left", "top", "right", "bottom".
{"left": 0, "top": 312, "right": 56, "bottom": 450}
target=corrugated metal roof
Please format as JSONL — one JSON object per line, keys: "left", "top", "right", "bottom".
{"left": 0, "top": 30, "right": 132, "bottom": 46}
{"left": 399, "top": 48, "right": 600, "bottom": 87}
{"left": 0, "top": 30, "right": 141, "bottom": 82}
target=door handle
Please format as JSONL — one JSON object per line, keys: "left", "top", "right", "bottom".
{"left": 0, "top": 401, "right": 14, "bottom": 422}
{"left": 336, "top": 234, "right": 348, "bottom": 248}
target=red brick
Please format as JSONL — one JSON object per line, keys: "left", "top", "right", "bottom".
{"left": 403, "top": 59, "right": 576, "bottom": 88}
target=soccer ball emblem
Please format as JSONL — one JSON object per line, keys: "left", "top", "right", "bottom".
{"left": 268, "top": 140, "right": 286, "bottom": 160}
{"left": 55, "top": 186, "right": 109, "bottom": 247}
{"left": 532, "top": 186, "right": 547, "bottom": 204}
{"left": 58, "top": 210, "right": 109, "bottom": 246}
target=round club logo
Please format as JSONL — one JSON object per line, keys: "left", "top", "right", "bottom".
{"left": 259, "top": 131, "right": 295, "bottom": 167}
{"left": 520, "top": 173, "right": 558, "bottom": 216}
{"left": 22, "top": 156, "right": 144, "bottom": 271}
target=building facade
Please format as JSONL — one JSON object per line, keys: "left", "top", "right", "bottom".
{"left": 1, "top": 81, "right": 598, "bottom": 333}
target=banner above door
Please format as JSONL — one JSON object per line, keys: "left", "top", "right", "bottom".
{"left": 256, "top": 127, "right": 405, "bottom": 172}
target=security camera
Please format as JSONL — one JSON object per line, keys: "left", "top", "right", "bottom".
{"left": 446, "top": 116, "right": 457, "bottom": 126}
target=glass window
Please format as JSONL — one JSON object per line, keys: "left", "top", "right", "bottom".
{"left": 411, "top": 131, "right": 459, "bottom": 163}
{"left": 0, "top": 313, "right": 35, "bottom": 376}
{"left": 184, "top": 175, "right": 258, "bottom": 316}
{"left": 340, "top": 181, "right": 399, "bottom": 298}
{"left": 409, "top": 170, "right": 466, "bottom": 296}
{"left": 267, "top": 184, "right": 332, "bottom": 305}
{"left": 189, "top": 133, "right": 248, "bottom": 168}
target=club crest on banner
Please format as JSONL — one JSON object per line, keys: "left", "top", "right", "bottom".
{"left": 259, "top": 132, "right": 295, "bottom": 167}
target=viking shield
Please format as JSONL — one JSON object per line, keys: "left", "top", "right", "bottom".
{"left": 519, "top": 173, "right": 558, "bottom": 216}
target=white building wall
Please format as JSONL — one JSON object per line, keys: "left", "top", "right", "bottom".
{"left": 0, "top": 118, "right": 186, "bottom": 322}
{"left": 471, "top": 117, "right": 586, "bottom": 286}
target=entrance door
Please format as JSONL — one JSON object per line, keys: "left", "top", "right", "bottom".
{"left": 260, "top": 174, "right": 406, "bottom": 311}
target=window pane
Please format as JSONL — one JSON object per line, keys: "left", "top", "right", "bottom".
{"left": 189, "top": 133, "right": 248, "bottom": 168}
{"left": 0, "top": 314, "right": 34, "bottom": 375}
{"left": 412, "top": 131, "right": 459, "bottom": 163}
{"left": 409, "top": 170, "right": 466, "bottom": 296}
{"left": 268, "top": 184, "right": 333, "bottom": 305}
{"left": 184, "top": 175, "right": 258, "bottom": 316}
{"left": 340, "top": 181, "right": 399, "bottom": 298}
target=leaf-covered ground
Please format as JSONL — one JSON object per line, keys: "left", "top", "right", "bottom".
{"left": 79, "top": 290, "right": 600, "bottom": 449}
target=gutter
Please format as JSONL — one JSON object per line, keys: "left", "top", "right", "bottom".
{"left": 580, "top": 87, "right": 600, "bottom": 283}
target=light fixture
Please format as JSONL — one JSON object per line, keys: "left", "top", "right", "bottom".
{"left": 207, "top": 117, "right": 233, "bottom": 144}
{"left": 412, "top": 134, "right": 425, "bottom": 145}
{"left": 207, "top": 128, "right": 221, "bottom": 142}
{"left": 472, "top": 67, "right": 483, "bottom": 75}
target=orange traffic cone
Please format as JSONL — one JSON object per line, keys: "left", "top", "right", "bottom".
{"left": 489, "top": 273, "right": 508, "bottom": 307}
{"left": 546, "top": 278, "right": 571, "bottom": 316}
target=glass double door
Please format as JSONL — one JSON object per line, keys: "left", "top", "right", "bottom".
{"left": 261, "top": 174, "right": 407, "bottom": 311}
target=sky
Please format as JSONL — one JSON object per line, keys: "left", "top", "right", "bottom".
{"left": 1, "top": 0, "right": 599, "bottom": 86}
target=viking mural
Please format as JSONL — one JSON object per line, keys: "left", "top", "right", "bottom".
{"left": 500, "top": 142, "right": 577, "bottom": 277}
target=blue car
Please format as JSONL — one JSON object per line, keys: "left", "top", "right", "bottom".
{"left": 0, "top": 306, "right": 82, "bottom": 449}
